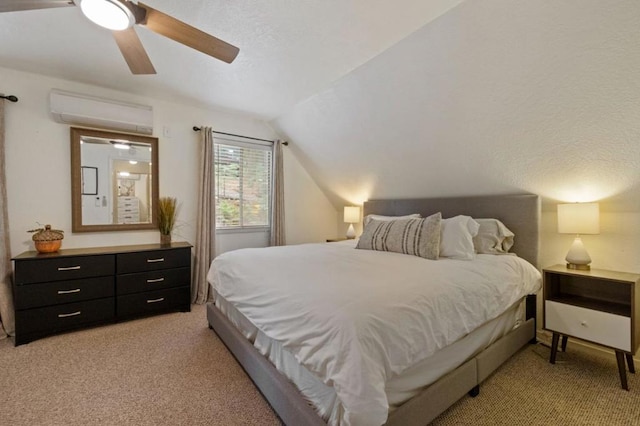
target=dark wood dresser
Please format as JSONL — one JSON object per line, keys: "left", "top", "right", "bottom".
{"left": 12, "top": 242, "right": 191, "bottom": 346}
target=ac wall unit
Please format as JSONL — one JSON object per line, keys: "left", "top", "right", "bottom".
{"left": 49, "top": 90, "right": 153, "bottom": 135}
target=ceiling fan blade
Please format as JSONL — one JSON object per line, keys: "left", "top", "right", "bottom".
{"left": 112, "top": 28, "right": 156, "bottom": 75}
{"left": 0, "top": 0, "right": 73, "bottom": 13}
{"left": 136, "top": 2, "right": 239, "bottom": 64}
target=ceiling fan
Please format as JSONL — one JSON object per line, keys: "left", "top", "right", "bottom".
{"left": 0, "top": 0, "right": 239, "bottom": 75}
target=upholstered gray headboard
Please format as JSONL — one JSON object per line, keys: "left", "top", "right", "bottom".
{"left": 363, "top": 194, "right": 540, "bottom": 267}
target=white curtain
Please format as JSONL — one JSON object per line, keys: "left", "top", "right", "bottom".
{"left": 270, "top": 140, "right": 285, "bottom": 246}
{"left": 0, "top": 98, "right": 14, "bottom": 338}
{"left": 192, "top": 127, "right": 215, "bottom": 304}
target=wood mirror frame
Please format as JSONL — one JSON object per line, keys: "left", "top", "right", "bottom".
{"left": 71, "top": 127, "right": 159, "bottom": 232}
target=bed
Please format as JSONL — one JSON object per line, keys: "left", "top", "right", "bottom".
{"left": 206, "top": 194, "right": 541, "bottom": 425}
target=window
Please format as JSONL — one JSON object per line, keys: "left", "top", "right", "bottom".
{"left": 214, "top": 139, "right": 272, "bottom": 230}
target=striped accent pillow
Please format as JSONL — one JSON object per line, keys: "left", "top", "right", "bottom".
{"left": 356, "top": 213, "right": 442, "bottom": 259}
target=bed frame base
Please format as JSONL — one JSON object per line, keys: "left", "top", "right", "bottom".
{"left": 385, "top": 316, "right": 534, "bottom": 426}
{"left": 468, "top": 385, "right": 480, "bottom": 397}
{"left": 207, "top": 300, "right": 536, "bottom": 426}
{"left": 207, "top": 304, "right": 326, "bottom": 426}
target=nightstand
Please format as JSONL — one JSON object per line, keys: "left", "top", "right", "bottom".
{"left": 543, "top": 264, "right": 640, "bottom": 390}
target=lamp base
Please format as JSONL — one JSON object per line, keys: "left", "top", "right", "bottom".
{"left": 565, "top": 236, "right": 592, "bottom": 271}
{"left": 567, "top": 263, "right": 590, "bottom": 271}
{"left": 346, "top": 223, "right": 356, "bottom": 239}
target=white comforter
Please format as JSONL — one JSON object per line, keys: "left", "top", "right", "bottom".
{"left": 207, "top": 241, "right": 541, "bottom": 426}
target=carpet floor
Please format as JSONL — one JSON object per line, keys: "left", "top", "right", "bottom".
{"left": 2, "top": 305, "right": 638, "bottom": 425}
{"left": 432, "top": 342, "right": 640, "bottom": 425}
{"left": 1, "top": 304, "right": 280, "bottom": 426}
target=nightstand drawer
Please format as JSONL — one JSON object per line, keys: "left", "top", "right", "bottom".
{"left": 545, "top": 300, "right": 630, "bottom": 351}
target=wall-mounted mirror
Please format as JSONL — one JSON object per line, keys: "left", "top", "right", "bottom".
{"left": 71, "top": 127, "right": 159, "bottom": 232}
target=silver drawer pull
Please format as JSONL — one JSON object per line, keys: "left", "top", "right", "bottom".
{"left": 57, "top": 288, "right": 81, "bottom": 294}
{"left": 147, "top": 298, "right": 165, "bottom": 304}
{"left": 58, "top": 266, "right": 81, "bottom": 271}
{"left": 58, "top": 311, "right": 81, "bottom": 318}
{"left": 146, "top": 278, "right": 165, "bottom": 283}
{"left": 147, "top": 258, "right": 165, "bottom": 263}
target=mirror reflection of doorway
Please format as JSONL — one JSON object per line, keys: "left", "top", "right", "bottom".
{"left": 112, "top": 159, "right": 152, "bottom": 224}
{"left": 81, "top": 166, "right": 98, "bottom": 195}
{"left": 72, "top": 127, "right": 159, "bottom": 233}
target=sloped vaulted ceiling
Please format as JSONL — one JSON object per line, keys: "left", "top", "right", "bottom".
{"left": 271, "top": 0, "right": 640, "bottom": 211}
{"left": 2, "top": 0, "right": 639, "bottom": 211}
{"left": 0, "top": 0, "right": 464, "bottom": 119}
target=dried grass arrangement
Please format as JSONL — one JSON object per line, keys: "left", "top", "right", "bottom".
{"left": 158, "top": 197, "right": 178, "bottom": 239}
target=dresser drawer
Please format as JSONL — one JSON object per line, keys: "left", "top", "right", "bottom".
{"left": 118, "top": 197, "right": 138, "bottom": 205}
{"left": 15, "top": 255, "right": 115, "bottom": 284}
{"left": 16, "top": 298, "right": 114, "bottom": 335}
{"left": 118, "top": 206, "right": 139, "bottom": 214}
{"left": 14, "top": 276, "right": 114, "bottom": 310}
{"left": 116, "top": 267, "right": 190, "bottom": 295}
{"left": 116, "top": 248, "right": 190, "bottom": 274}
{"left": 545, "top": 300, "right": 631, "bottom": 351}
{"left": 118, "top": 214, "right": 139, "bottom": 223}
{"left": 116, "top": 286, "right": 190, "bottom": 318}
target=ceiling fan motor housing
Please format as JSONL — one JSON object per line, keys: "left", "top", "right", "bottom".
{"left": 77, "top": 0, "right": 137, "bottom": 30}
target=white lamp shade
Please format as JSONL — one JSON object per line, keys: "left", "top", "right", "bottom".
{"left": 344, "top": 206, "right": 360, "bottom": 224}
{"left": 557, "top": 203, "right": 600, "bottom": 235}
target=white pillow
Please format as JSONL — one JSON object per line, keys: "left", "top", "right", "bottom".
{"left": 440, "top": 215, "right": 480, "bottom": 260}
{"left": 363, "top": 213, "right": 421, "bottom": 227}
{"left": 473, "top": 218, "right": 515, "bottom": 255}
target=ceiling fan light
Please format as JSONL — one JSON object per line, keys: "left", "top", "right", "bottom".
{"left": 80, "top": 0, "right": 134, "bottom": 31}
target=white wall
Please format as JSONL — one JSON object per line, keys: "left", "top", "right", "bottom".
{"left": 272, "top": 0, "right": 640, "bottom": 273}
{"left": 1, "top": 66, "right": 337, "bottom": 258}
{"left": 282, "top": 145, "right": 339, "bottom": 243}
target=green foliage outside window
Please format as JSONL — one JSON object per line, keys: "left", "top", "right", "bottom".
{"left": 215, "top": 143, "right": 271, "bottom": 229}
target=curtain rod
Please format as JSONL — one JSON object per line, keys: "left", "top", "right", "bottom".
{"left": 192, "top": 126, "right": 288, "bottom": 146}
{"left": 0, "top": 94, "right": 18, "bottom": 103}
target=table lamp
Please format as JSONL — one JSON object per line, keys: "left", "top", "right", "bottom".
{"left": 557, "top": 202, "right": 600, "bottom": 270}
{"left": 344, "top": 206, "right": 360, "bottom": 239}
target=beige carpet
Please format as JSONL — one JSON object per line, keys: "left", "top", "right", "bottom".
{"left": 2, "top": 305, "right": 639, "bottom": 425}
{"left": 432, "top": 343, "right": 640, "bottom": 425}
{"left": 1, "top": 304, "right": 280, "bottom": 426}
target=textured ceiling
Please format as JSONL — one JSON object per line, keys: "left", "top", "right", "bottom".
{"left": 0, "top": 0, "right": 463, "bottom": 119}
{"left": 273, "top": 0, "right": 640, "bottom": 212}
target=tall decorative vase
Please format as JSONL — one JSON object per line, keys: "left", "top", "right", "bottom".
{"left": 160, "top": 233, "right": 171, "bottom": 246}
